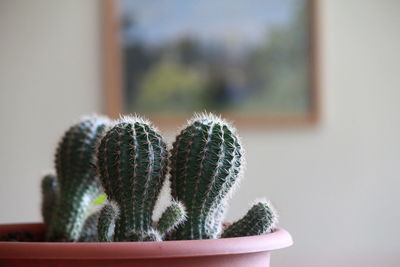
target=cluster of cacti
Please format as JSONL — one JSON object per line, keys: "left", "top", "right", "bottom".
{"left": 40, "top": 113, "right": 278, "bottom": 243}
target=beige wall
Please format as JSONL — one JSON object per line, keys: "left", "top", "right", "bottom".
{"left": 0, "top": 1, "right": 399, "bottom": 266}
{"left": 0, "top": 0, "right": 102, "bottom": 220}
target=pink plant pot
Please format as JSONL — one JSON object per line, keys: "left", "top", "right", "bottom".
{"left": 0, "top": 223, "right": 293, "bottom": 267}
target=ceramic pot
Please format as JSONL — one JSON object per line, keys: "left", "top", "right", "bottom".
{"left": 0, "top": 223, "right": 293, "bottom": 267}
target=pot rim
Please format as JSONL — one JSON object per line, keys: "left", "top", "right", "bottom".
{"left": 0, "top": 223, "right": 293, "bottom": 259}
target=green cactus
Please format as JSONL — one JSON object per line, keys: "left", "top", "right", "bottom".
{"left": 205, "top": 199, "right": 228, "bottom": 238}
{"left": 97, "top": 116, "right": 175, "bottom": 241}
{"left": 41, "top": 172, "right": 58, "bottom": 226}
{"left": 221, "top": 200, "right": 278, "bottom": 238}
{"left": 97, "top": 203, "right": 118, "bottom": 242}
{"left": 79, "top": 193, "right": 110, "bottom": 242}
{"left": 156, "top": 201, "right": 186, "bottom": 238}
{"left": 169, "top": 113, "right": 244, "bottom": 240}
{"left": 78, "top": 210, "right": 101, "bottom": 242}
{"left": 38, "top": 112, "right": 278, "bottom": 243}
{"left": 47, "top": 116, "right": 111, "bottom": 242}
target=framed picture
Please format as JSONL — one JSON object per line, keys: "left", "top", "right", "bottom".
{"left": 103, "top": 0, "right": 319, "bottom": 127}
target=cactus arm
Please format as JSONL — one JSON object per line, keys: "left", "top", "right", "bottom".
{"left": 156, "top": 201, "right": 186, "bottom": 236}
{"left": 48, "top": 183, "right": 100, "bottom": 241}
{"left": 97, "top": 116, "right": 168, "bottom": 241}
{"left": 221, "top": 201, "right": 278, "bottom": 238}
{"left": 204, "top": 199, "right": 228, "bottom": 238}
{"left": 41, "top": 172, "right": 58, "bottom": 226}
{"left": 169, "top": 113, "right": 244, "bottom": 239}
{"left": 47, "top": 116, "right": 110, "bottom": 242}
{"left": 78, "top": 210, "right": 100, "bottom": 242}
{"left": 97, "top": 203, "right": 118, "bottom": 242}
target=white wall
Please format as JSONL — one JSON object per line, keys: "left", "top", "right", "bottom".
{"left": 0, "top": 0, "right": 102, "bottom": 221}
{"left": 0, "top": 1, "right": 399, "bottom": 266}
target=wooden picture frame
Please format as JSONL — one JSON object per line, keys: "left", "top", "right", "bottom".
{"left": 103, "top": 0, "right": 320, "bottom": 128}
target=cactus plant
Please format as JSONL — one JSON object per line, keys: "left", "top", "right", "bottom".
{"left": 37, "top": 113, "right": 279, "bottom": 244}
{"left": 156, "top": 201, "right": 186, "bottom": 238}
{"left": 97, "top": 203, "right": 118, "bottom": 242}
{"left": 169, "top": 113, "right": 244, "bottom": 240}
{"left": 41, "top": 172, "right": 58, "bottom": 226}
{"left": 97, "top": 116, "right": 185, "bottom": 241}
{"left": 78, "top": 210, "right": 101, "bottom": 242}
{"left": 221, "top": 200, "right": 278, "bottom": 238}
{"left": 46, "top": 116, "right": 111, "bottom": 242}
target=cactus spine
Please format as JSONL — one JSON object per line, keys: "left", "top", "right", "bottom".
{"left": 222, "top": 201, "right": 278, "bottom": 238}
{"left": 47, "top": 116, "right": 110, "bottom": 242}
{"left": 97, "top": 116, "right": 170, "bottom": 241}
{"left": 169, "top": 113, "right": 244, "bottom": 239}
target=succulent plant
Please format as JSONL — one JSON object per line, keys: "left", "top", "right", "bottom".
{"left": 78, "top": 210, "right": 101, "bottom": 242}
{"left": 46, "top": 116, "right": 111, "bottom": 242}
{"left": 97, "top": 203, "right": 118, "bottom": 242}
{"left": 169, "top": 113, "right": 244, "bottom": 239}
{"left": 222, "top": 200, "right": 278, "bottom": 238}
{"left": 156, "top": 201, "right": 186, "bottom": 238}
{"left": 41, "top": 172, "right": 58, "bottom": 226}
{"left": 38, "top": 113, "right": 279, "bottom": 243}
{"left": 97, "top": 116, "right": 186, "bottom": 241}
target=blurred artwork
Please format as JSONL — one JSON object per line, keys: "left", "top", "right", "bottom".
{"left": 118, "top": 0, "right": 316, "bottom": 120}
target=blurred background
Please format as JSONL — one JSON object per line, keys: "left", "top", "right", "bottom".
{"left": 0, "top": 1, "right": 399, "bottom": 266}
{"left": 119, "top": 0, "right": 314, "bottom": 117}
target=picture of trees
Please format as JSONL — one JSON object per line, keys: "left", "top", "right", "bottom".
{"left": 120, "top": 0, "right": 314, "bottom": 118}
